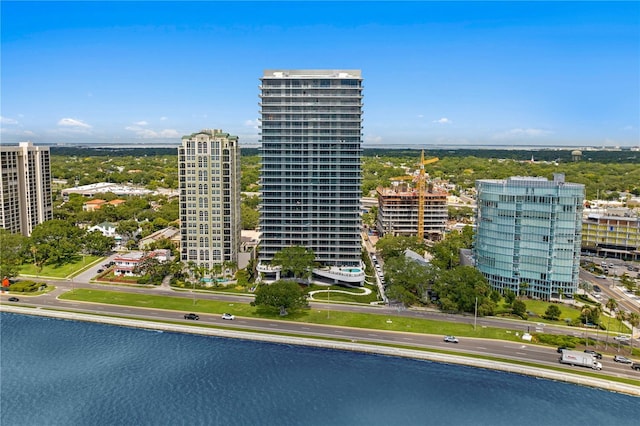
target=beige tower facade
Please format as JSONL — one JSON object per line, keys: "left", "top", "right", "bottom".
{"left": 0, "top": 142, "right": 52, "bottom": 236}
{"left": 178, "top": 129, "right": 241, "bottom": 271}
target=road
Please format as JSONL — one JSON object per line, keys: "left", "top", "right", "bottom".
{"left": 3, "top": 278, "right": 639, "bottom": 382}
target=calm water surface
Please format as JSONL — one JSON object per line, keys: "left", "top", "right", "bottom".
{"left": 1, "top": 313, "right": 638, "bottom": 425}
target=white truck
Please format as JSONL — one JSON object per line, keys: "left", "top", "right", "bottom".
{"left": 559, "top": 350, "right": 602, "bottom": 370}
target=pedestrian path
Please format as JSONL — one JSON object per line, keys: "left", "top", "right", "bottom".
{"left": 307, "top": 285, "right": 372, "bottom": 300}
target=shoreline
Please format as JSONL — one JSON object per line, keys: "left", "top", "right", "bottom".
{"left": 3, "top": 305, "right": 640, "bottom": 397}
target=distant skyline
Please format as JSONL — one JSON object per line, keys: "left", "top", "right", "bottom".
{"left": 1, "top": 1, "right": 639, "bottom": 147}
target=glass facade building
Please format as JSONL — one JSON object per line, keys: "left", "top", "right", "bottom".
{"left": 474, "top": 174, "right": 584, "bottom": 299}
{"left": 178, "top": 129, "right": 241, "bottom": 271}
{"left": 258, "top": 70, "right": 363, "bottom": 268}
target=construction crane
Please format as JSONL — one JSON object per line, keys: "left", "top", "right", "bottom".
{"left": 389, "top": 150, "right": 439, "bottom": 239}
{"left": 417, "top": 151, "right": 439, "bottom": 239}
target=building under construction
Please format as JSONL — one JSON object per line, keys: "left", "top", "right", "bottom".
{"left": 375, "top": 181, "right": 448, "bottom": 241}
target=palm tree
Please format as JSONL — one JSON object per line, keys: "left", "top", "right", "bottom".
{"left": 518, "top": 282, "right": 529, "bottom": 299}
{"left": 628, "top": 312, "right": 639, "bottom": 355}
{"left": 605, "top": 298, "right": 618, "bottom": 349}
{"left": 616, "top": 310, "right": 628, "bottom": 352}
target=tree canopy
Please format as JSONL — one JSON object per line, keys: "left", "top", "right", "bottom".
{"left": 0, "top": 230, "right": 26, "bottom": 279}
{"left": 271, "top": 246, "right": 316, "bottom": 281}
{"left": 253, "top": 280, "right": 308, "bottom": 316}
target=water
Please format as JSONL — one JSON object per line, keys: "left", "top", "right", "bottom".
{"left": 1, "top": 313, "right": 638, "bottom": 426}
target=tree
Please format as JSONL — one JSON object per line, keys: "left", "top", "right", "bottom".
{"left": 116, "top": 219, "right": 139, "bottom": 244}
{"left": 253, "top": 280, "right": 308, "bottom": 316}
{"left": 0, "top": 230, "right": 26, "bottom": 279}
{"left": 383, "top": 256, "right": 434, "bottom": 306}
{"left": 512, "top": 300, "right": 527, "bottom": 319}
{"left": 504, "top": 289, "right": 516, "bottom": 305}
{"left": 605, "top": 298, "right": 619, "bottom": 349}
{"left": 628, "top": 312, "right": 639, "bottom": 355}
{"left": 133, "top": 256, "right": 170, "bottom": 284}
{"left": 544, "top": 305, "right": 562, "bottom": 321}
{"left": 271, "top": 246, "right": 315, "bottom": 281}
{"left": 83, "top": 230, "right": 115, "bottom": 256}
{"left": 432, "top": 266, "right": 491, "bottom": 314}
{"left": 375, "top": 235, "right": 426, "bottom": 260}
{"left": 518, "top": 282, "right": 529, "bottom": 298}
{"left": 29, "top": 219, "right": 85, "bottom": 266}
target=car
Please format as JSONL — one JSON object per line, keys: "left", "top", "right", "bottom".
{"left": 596, "top": 275, "right": 606, "bottom": 279}
{"left": 614, "top": 335, "right": 631, "bottom": 342}
{"left": 221, "top": 313, "right": 235, "bottom": 320}
{"left": 443, "top": 335, "right": 459, "bottom": 343}
{"left": 557, "top": 346, "right": 568, "bottom": 353}
{"left": 8, "top": 297, "right": 19, "bottom": 302}
{"left": 184, "top": 313, "right": 199, "bottom": 320}
{"left": 593, "top": 285, "right": 602, "bottom": 292}
{"left": 632, "top": 363, "right": 640, "bottom": 371}
{"left": 614, "top": 355, "right": 633, "bottom": 364}
{"left": 584, "top": 350, "right": 603, "bottom": 359}
{"left": 97, "top": 269, "right": 104, "bottom": 273}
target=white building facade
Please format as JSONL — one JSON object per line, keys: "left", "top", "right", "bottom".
{"left": 474, "top": 174, "right": 584, "bottom": 299}
{"left": 257, "top": 70, "right": 364, "bottom": 284}
{"left": 0, "top": 142, "right": 52, "bottom": 236}
{"left": 178, "top": 129, "right": 241, "bottom": 271}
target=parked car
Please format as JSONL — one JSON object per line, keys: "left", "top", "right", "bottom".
{"left": 443, "top": 335, "right": 459, "bottom": 343}
{"left": 221, "top": 313, "right": 235, "bottom": 320}
{"left": 184, "top": 313, "right": 199, "bottom": 320}
{"left": 614, "top": 355, "right": 633, "bottom": 364}
{"left": 8, "top": 297, "right": 19, "bottom": 302}
{"left": 584, "top": 350, "right": 602, "bottom": 359}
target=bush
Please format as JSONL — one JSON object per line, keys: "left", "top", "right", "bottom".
{"left": 9, "top": 281, "right": 46, "bottom": 293}
{"left": 536, "top": 333, "right": 578, "bottom": 348}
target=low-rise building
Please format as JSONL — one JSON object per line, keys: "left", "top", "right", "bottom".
{"left": 582, "top": 209, "right": 639, "bottom": 260}
{"left": 113, "top": 249, "right": 171, "bottom": 276}
{"left": 138, "top": 227, "right": 180, "bottom": 250}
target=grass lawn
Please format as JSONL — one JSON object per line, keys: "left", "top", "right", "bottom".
{"left": 19, "top": 256, "right": 103, "bottom": 279}
{"left": 500, "top": 298, "right": 630, "bottom": 334}
{"left": 60, "top": 289, "right": 526, "bottom": 343}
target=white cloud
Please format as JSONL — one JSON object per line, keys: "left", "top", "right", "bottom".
{"left": 364, "top": 134, "right": 383, "bottom": 144}
{"left": 134, "top": 121, "right": 148, "bottom": 126}
{"left": 58, "top": 118, "right": 92, "bottom": 129}
{"left": 433, "top": 117, "right": 452, "bottom": 124}
{"left": 417, "top": 114, "right": 424, "bottom": 118}
{"left": 0, "top": 116, "right": 18, "bottom": 125}
{"left": 244, "top": 119, "right": 260, "bottom": 129}
{"left": 160, "top": 116, "right": 168, "bottom": 121}
{"left": 493, "top": 128, "right": 553, "bottom": 139}
{"left": 125, "top": 125, "right": 180, "bottom": 139}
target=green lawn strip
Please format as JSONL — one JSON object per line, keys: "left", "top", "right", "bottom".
{"left": 61, "top": 289, "right": 529, "bottom": 343}
{"left": 19, "top": 256, "right": 103, "bottom": 279}
{"left": 522, "top": 299, "right": 630, "bottom": 333}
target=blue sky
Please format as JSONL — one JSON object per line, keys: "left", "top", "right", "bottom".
{"left": 1, "top": 1, "right": 639, "bottom": 147}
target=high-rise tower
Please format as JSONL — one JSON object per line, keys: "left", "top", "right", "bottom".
{"left": 178, "top": 129, "right": 241, "bottom": 271}
{"left": 474, "top": 174, "right": 584, "bottom": 299}
{"left": 258, "top": 70, "right": 363, "bottom": 282}
{"left": 0, "top": 142, "right": 52, "bottom": 236}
